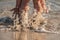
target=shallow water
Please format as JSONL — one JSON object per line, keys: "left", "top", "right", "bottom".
{"left": 0, "top": 0, "right": 60, "bottom": 40}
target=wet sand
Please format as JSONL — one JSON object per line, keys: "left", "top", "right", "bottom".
{"left": 0, "top": 0, "right": 60, "bottom": 40}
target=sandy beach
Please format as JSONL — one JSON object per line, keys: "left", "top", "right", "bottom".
{"left": 0, "top": 0, "right": 60, "bottom": 40}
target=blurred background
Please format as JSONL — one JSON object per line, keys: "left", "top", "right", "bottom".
{"left": 0, "top": 0, "right": 60, "bottom": 40}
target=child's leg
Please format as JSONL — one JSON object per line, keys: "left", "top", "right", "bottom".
{"left": 33, "top": 0, "right": 48, "bottom": 13}
{"left": 16, "top": 0, "right": 22, "bottom": 8}
{"left": 18, "top": 0, "right": 30, "bottom": 40}
{"left": 30, "top": 0, "right": 47, "bottom": 30}
{"left": 18, "top": 0, "right": 30, "bottom": 24}
{"left": 20, "top": 0, "right": 30, "bottom": 11}
{"left": 40, "top": 0, "right": 48, "bottom": 13}
{"left": 33, "top": 0, "right": 43, "bottom": 13}
{"left": 40, "top": 0, "right": 46, "bottom": 9}
{"left": 11, "top": 0, "right": 30, "bottom": 28}
{"left": 14, "top": 0, "right": 30, "bottom": 40}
